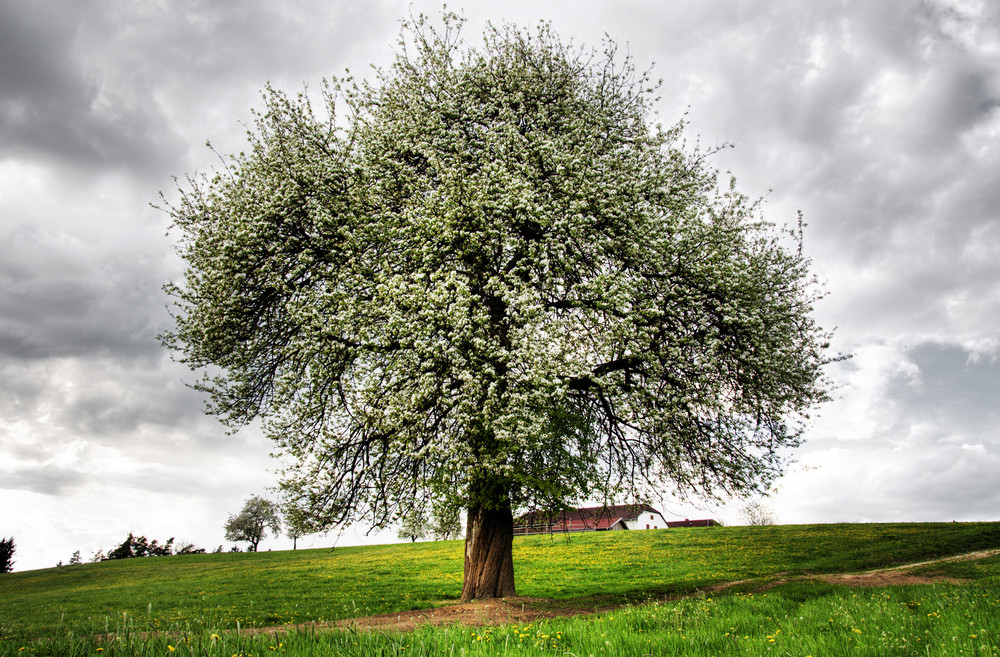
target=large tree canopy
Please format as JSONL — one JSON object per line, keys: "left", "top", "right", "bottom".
{"left": 163, "top": 14, "right": 834, "bottom": 600}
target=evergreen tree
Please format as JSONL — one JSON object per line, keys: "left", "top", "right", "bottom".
{"left": 0, "top": 537, "right": 15, "bottom": 573}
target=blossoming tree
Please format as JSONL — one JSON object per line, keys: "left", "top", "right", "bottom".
{"left": 162, "top": 14, "right": 834, "bottom": 600}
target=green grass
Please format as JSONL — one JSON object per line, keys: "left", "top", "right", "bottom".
{"left": 2, "top": 522, "right": 999, "bottom": 655}
{"left": 0, "top": 541, "right": 464, "bottom": 638}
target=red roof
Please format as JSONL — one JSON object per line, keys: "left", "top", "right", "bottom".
{"left": 664, "top": 518, "right": 718, "bottom": 528}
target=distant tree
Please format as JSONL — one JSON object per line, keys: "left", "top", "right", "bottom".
{"left": 741, "top": 499, "right": 777, "bottom": 526}
{"left": 282, "top": 502, "right": 322, "bottom": 550}
{"left": 213, "top": 545, "right": 224, "bottom": 554}
{"left": 148, "top": 537, "right": 174, "bottom": 556}
{"left": 430, "top": 508, "right": 463, "bottom": 541}
{"left": 224, "top": 496, "right": 281, "bottom": 552}
{"left": 229, "top": 545, "right": 242, "bottom": 553}
{"left": 0, "top": 537, "right": 13, "bottom": 573}
{"left": 90, "top": 549, "right": 105, "bottom": 563}
{"left": 285, "top": 519, "right": 304, "bottom": 551}
{"left": 105, "top": 534, "right": 175, "bottom": 559}
{"left": 175, "top": 541, "right": 207, "bottom": 555}
{"left": 106, "top": 534, "right": 135, "bottom": 560}
{"left": 68, "top": 550, "right": 82, "bottom": 565}
{"left": 397, "top": 510, "right": 429, "bottom": 543}
{"left": 162, "top": 13, "right": 836, "bottom": 600}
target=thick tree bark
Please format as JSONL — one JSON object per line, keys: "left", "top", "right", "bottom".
{"left": 461, "top": 499, "right": 516, "bottom": 601}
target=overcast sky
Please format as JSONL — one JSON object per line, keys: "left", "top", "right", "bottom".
{"left": 2, "top": 0, "right": 998, "bottom": 572}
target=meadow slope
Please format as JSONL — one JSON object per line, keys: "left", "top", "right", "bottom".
{"left": 2, "top": 522, "right": 999, "bottom": 641}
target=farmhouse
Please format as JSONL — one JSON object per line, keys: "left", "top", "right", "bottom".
{"left": 513, "top": 504, "right": 718, "bottom": 535}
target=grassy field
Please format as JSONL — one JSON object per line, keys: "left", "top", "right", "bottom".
{"left": 1, "top": 522, "right": 999, "bottom": 655}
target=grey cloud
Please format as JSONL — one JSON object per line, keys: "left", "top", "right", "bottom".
{"left": 714, "top": 2, "right": 1000, "bottom": 346}
{"left": 0, "top": 355, "right": 217, "bottom": 441}
{"left": 0, "top": 466, "right": 86, "bottom": 496}
{"left": 0, "top": 1, "right": 90, "bottom": 109}
{"left": 114, "top": 457, "right": 268, "bottom": 498}
{"left": 64, "top": 0, "right": 401, "bottom": 170}
{"left": 0, "top": 425, "right": 260, "bottom": 498}
{"left": 623, "top": 0, "right": 1000, "bottom": 352}
{"left": 618, "top": 0, "right": 1000, "bottom": 247}
{"left": 883, "top": 342, "right": 1000, "bottom": 439}
{"left": 0, "top": 226, "right": 168, "bottom": 362}
{"left": 0, "top": 1, "right": 186, "bottom": 173}
{"left": 894, "top": 446, "right": 1000, "bottom": 505}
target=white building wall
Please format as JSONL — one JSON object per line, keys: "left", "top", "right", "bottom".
{"left": 623, "top": 511, "right": 668, "bottom": 530}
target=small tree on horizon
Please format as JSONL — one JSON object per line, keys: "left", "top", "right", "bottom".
{"left": 430, "top": 508, "right": 463, "bottom": 541}
{"left": 105, "top": 534, "right": 137, "bottom": 560}
{"left": 175, "top": 541, "right": 207, "bottom": 554}
{"left": 163, "top": 13, "right": 836, "bottom": 600}
{"left": 105, "top": 534, "right": 175, "bottom": 559}
{"left": 741, "top": 499, "right": 777, "bottom": 526}
{"left": 397, "top": 510, "right": 429, "bottom": 543}
{"left": 224, "top": 496, "right": 281, "bottom": 552}
{"left": 283, "top": 502, "right": 321, "bottom": 550}
{"left": 0, "top": 537, "right": 14, "bottom": 573}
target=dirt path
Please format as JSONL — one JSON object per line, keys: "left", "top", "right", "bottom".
{"left": 240, "top": 548, "right": 998, "bottom": 636}
{"left": 812, "top": 548, "right": 999, "bottom": 588}
{"left": 709, "top": 548, "right": 1000, "bottom": 594}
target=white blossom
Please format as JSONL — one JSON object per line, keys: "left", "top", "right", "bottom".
{"left": 162, "top": 13, "right": 834, "bottom": 531}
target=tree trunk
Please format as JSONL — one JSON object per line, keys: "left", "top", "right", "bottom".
{"left": 461, "top": 499, "right": 516, "bottom": 601}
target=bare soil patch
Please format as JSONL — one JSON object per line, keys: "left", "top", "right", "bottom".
{"left": 230, "top": 597, "right": 589, "bottom": 638}
{"left": 813, "top": 548, "right": 998, "bottom": 588}
{"left": 715, "top": 548, "right": 1000, "bottom": 594}
{"left": 333, "top": 597, "right": 575, "bottom": 632}
{"left": 818, "top": 571, "right": 968, "bottom": 587}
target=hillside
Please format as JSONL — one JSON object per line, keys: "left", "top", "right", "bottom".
{"left": 2, "top": 522, "right": 999, "bottom": 640}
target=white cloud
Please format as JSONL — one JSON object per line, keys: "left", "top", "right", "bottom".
{"left": 772, "top": 441, "right": 1000, "bottom": 523}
